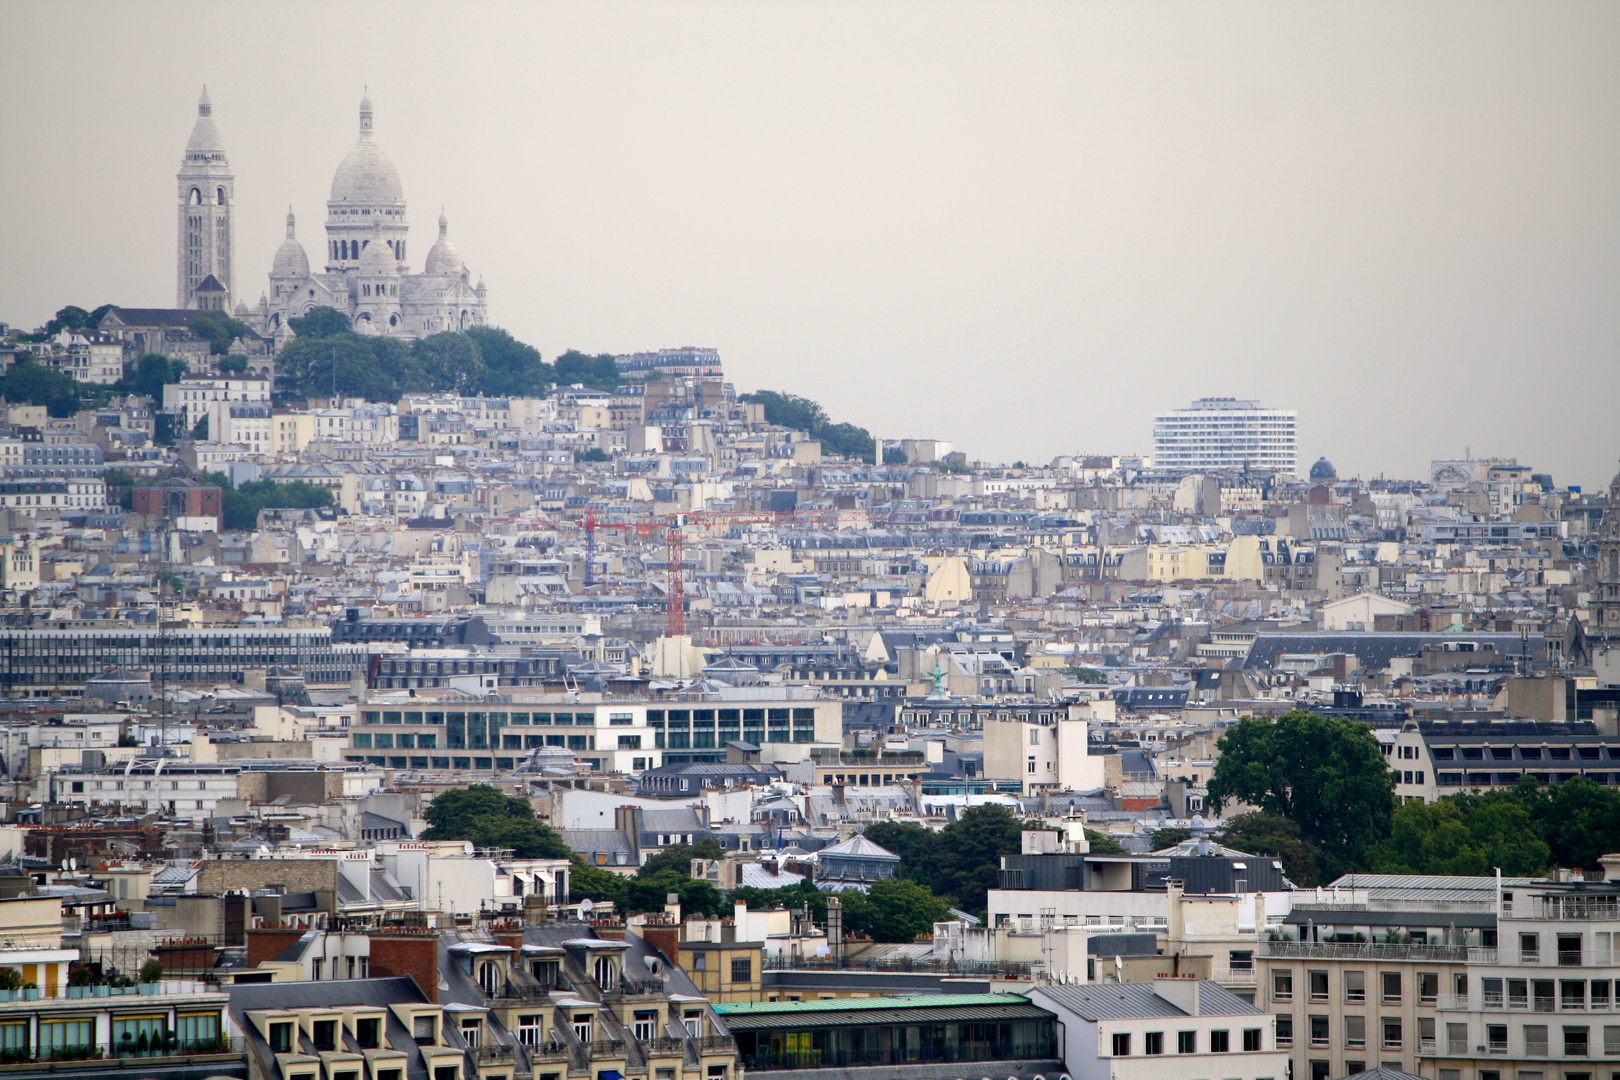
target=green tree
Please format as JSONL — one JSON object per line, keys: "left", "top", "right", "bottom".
{"left": 189, "top": 310, "right": 251, "bottom": 355}
{"left": 554, "top": 350, "right": 620, "bottom": 390}
{"left": 467, "top": 326, "right": 552, "bottom": 396}
{"left": 1369, "top": 794, "right": 1550, "bottom": 877}
{"left": 217, "top": 355, "right": 248, "bottom": 375}
{"left": 840, "top": 879, "right": 952, "bottom": 943}
{"left": 729, "top": 880, "right": 828, "bottom": 923}
{"left": 416, "top": 332, "right": 487, "bottom": 394}
{"left": 1150, "top": 827, "right": 1194, "bottom": 851}
{"left": 578, "top": 447, "right": 610, "bottom": 463}
{"left": 123, "top": 353, "right": 188, "bottom": 402}
{"left": 1205, "top": 710, "right": 1395, "bottom": 870}
{"left": 419, "top": 785, "right": 570, "bottom": 859}
{"left": 276, "top": 334, "right": 395, "bottom": 401}
{"left": 861, "top": 821, "right": 940, "bottom": 890}
{"left": 882, "top": 446, "right": 908, "bottom": 464}
{"left": 569, "top": 856, "right": 629, "bottom": 906}
{"left": 1516, "top": 776, "right": 1620, "bottom": 870}
{"left": 192, "top": 415, "right": 209, "bottom": 440}
{"left": 739, "top": 390, "right": 877, "bottom": 462}
{"left": 43, "top": 305, "right": 92, "bottom": 335}
{"left": 288, "top": 306, "right": 352, "bottom": 338}
{"left": 1084, "top": 829, "right": 1127, "bottom": 855}
{"left": 1064, "top": 666, "right": 1108, "bottom": 683}
{"left": 0, "top": 357, "right": 83, "bottom": 416}
{"left": 623, "top": 870, "right": 727, "bottom": 917}
{"left": 102, "top": 469, "right": 138, "bottom": 511}
{"left": 932, "top": 806, "right": 1037, "bottom": 915}
{"left": 208, "top": 475, "right": 336, "bottom": 531}
{"left": 1217, "top": 812, "right": 1326, "bottom": 886}
{"left": 635, "top": 838, "right": 727, "bottom": 879}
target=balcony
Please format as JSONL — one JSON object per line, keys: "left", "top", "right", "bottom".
{"left": 1261, "top": 940, "right": 1482, "bottom": 963}
{"left": 471, "top": 1044, "right": 516, "bottom": 1064}
{"left": 15, "top": 1036, "right": 245, "bottom": 1065}
{"left": 1420, "top": 1039, "right": 1437, "bottom": 1055}
{"left": 1488, "top": 1042, "right": 1509, "bottom": 1055}
{"left": 1525, "top": 1041, "right": 1549, "bottom": 1056}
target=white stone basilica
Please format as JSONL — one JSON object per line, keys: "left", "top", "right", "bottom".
{"left": 182, "top": 90, "right": 489, "bottom": 341}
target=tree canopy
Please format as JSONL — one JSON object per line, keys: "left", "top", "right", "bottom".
{"left": 1205, "top": 710, "right": 1395, "bottom": 872}
{"left": 419, "top": 784, "right": 571, "bottom": 860}
{"left": 739, "top": 390, "right": 876, "bottom": 462}
{"left": 635, "top": 838, "right": 727, "bottom": 879}
{"left": 1217, "top": 812, "right": 1327, "bottom": 886}
{"left": 840, "top": 879, "right": 953, "bottom": 943}
{"left": 863, "top": 805, "right": 1037, "bottom": 917}
{"left": 202, "top": 472, "right": 336, "bottom": 531}
{"left": 553, "top": 349, "right": 620, "bottom": 391}
{"left": 273, "top": 308, "right": 553, "bottom": 402}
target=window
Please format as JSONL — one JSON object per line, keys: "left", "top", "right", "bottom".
{"left": 1146, "top": 1032, "right": 1164, "bottom": 1055}
{"left": 1383, "top": 1018, "right": 1402, "bottom": 1049}
{"left": 683, "top": 1010, "right": 702, "bottom": 1037}
{"left": 1311, "top": 1016, "right": 1330, "bottom": 1048}
{"left": 1420, "top": 972, "right": 1439, "bottom": 1003}
{"left": 1179, "top": 1030, "right": 1198, "bottom": 1053}
{"left": 1274, "top": 1017, "right": 1292, "bottom": 1049}
{"left": 434, "top": 1068, "right": 458, "bottom": 1080}
{"left": 414, "top": 1015, "right": 437, "bottom": 1046}
{"left": 633, "top": 1011, "right": 658, "bottom": 1041}
{"left": 1382, "top": 971, "right": 1402, "bottom": 1003}
{"left": 1210, "top": 1030, "right": 1230, "bottom": 1053}
{"left": 1112, "top": 1033, "right": 1132, "bottom": 1056}
{"left": 461, "top": 1018, "right": 481, "bottom": 1049}
{"left": 1488, "top": 1025, "right": 1509, "bottom": 1053}
{"left": 1273, "top": 969, "right": 1294, "bottom": 1001}
{"left": 1244, "top": 1028, "right": 1263, "bottom": 1052}
{"left": 1567, "top": 1027, "right": 1591, "bottom": 1057}
{"left": 594, "top": 956, "right": 615, "bottom": 989}
{"left": 730, "top": 957, "right": 752, "bottom": 983}
{"left": 573, "top": 1015, "right": 593, "bottom": 1043}
{"left": 1346, "top": 1016, "right": 1366, "bottom": 1050}
{"left": 1524, "top": 1025, "right": 1549, "bottom": 1056}
{"left": 1310, "top": 970, "right": 1329, "bottom": 1002}
{"left": 1345, "top": 970, "right": 1366, "bottom": 1002}
{"left": 270, "top": 1022, "right": 294, "bottom": 1053}
{"left": 313, "top": 1020, "right": 337, "bottom": 1051}
{"left": 356, "top": 1017, "right": 380, "bottom": 1049}
{"left": 177, "top": 1012, "right": 220, "bottom": 1050}
{"left": 479, "top": 960, "right": 502, "bottom": 995}
{"left": 312, "top": 958, "right": 324, "bottom": 980}
{"left": 1522, "top": 932, "right": 1542, "bottom": 962}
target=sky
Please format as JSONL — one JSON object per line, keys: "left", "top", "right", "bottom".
{"left": 3, "top": 1, "right": 1618, "bottom": 487}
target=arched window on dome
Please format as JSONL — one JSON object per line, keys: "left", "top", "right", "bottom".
{"left": 216, "top": 187, "right": 227, "bottom": 205}
{"left": 189, "top": 188, "right": 202, "bottom": 205}
{"left": 389, "top": 314, "right": 399, "bottom": 327}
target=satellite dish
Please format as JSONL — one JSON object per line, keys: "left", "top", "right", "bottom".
{"left": 580, "top": 898, "right": 594, "bottom": 916}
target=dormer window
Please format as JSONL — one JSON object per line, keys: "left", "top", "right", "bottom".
{"left": 593, "top": 956, "right": 616, "bottom": 989}
{"left": 478, "top": 959, "right": 502, "bottom": 995}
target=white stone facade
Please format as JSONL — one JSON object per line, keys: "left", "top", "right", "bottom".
{"left": 247, "top": 94, "right": 489, "bottom": 342}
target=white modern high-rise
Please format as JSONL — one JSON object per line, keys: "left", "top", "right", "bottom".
{"left": 1152, "top": 397, "right": 1298, "bottom": 475}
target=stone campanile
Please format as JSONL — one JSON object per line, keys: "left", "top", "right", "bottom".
{"left": 176, "top": 86, "right": 235, "bottom": 309}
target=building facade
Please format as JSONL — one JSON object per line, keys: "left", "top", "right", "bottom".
{"left": 250, "top": 95, "right": 488, "bottom": 341}
{"left": 1153, "top": 398, "right": 1298, "bottom": 476}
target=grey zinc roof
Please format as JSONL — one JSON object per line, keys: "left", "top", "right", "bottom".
{"left": 1033, "top": 981, "right": 1263, "bottom": 1020}
{"left": 229, "top": 977, "right": 433, "bottom": 1080}
{"left": 1339, "top": 1069, "right": 1426, "bottom": 1080}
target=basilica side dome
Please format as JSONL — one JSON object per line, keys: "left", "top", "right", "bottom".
{"left": 423, "top": 211, "right": 464, "bottom": 275}
{"left": 270, "top": 207, "right": 310, "bottom": 279}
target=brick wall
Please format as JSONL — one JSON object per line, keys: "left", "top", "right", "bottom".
{"left": 197, "top": 858, "right": 339, "bottom": 897}
{"left": 368, "top": 932, "right": 441, "bottom": 1003}
{"left": 246, "top": 926, "right": 310, "bottom": 967}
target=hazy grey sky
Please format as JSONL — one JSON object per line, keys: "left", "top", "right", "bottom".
{"left": 4, "top": 1, "right": 1617, "bottom": 486}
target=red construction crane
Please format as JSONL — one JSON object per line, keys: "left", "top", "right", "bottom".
{"left": 597, "top": 517, "right": 686, "bottom": 638}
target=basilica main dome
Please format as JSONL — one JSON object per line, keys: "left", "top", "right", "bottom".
{"left": 329, "top": 93, "right": 404, "bottom": 205}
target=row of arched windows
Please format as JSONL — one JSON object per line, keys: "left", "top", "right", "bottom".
{"left": 329, "top": 238, "right": 407, "bottom": 261}
{"left": 186, "top": 187, "right": 228, "bottom": 206}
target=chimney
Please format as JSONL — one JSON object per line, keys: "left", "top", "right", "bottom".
{"left": 637, "top": 919, "right": 680, "bottom": 962}
{"left": 827, "top": 895, "right": 843, "bottom": 961}
{"left": 369, "top": 929, "right": 442, "bottom": 1003}
{"left": 1601, "top": 854, "right": 1620, "bottom": 883}
{"left": 664, "top": 892, "right": 682, "bottom": 924}
{"left": 1166, "top": 878, "right": 1185, "bottom": 945}
{"left": 1153, "top": 975, "right": 1202, "bottom": 1016}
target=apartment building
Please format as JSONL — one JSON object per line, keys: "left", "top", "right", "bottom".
{"left": 1030, "top": 980, "right": 1289, "bottom": 1080}
{"left": 1388, "top": 719, "right": 1620, "bottom": 802}
{"left": 1256, "top": 866, "right": 1620, "bottom": 1080}
{"left": 349, "top": 693, "right": 840, "bottom": 774}
{"left": 1152, "top": 398, "right": 1299, "bottom": 476}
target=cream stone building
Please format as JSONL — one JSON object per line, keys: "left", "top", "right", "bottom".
{"left": 247, "top": 93, "right": 489, "bottom": 341}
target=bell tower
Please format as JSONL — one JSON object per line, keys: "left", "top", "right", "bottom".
{"left": 1593, "top": 463, "right": 1620, "bottom": 639}
{"left": 176, "top": 86, "right": 235, "bottom": 309}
